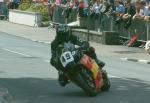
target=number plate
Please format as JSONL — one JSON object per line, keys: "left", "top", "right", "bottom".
{"left": 60, "top": 51, "right": 74, "bottom": 67}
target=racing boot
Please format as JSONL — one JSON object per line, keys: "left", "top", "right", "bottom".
{"left": 58, "top": 71, "right": 69, "bottom": 87}
{"left": 95, "top": 58, "right": 105, "bottom": 69}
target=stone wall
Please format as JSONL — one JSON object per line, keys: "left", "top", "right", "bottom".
{"left": 71, "top": 29, "right": 119, "bottom": 45}
{"left": 9, "top": 10, "right": 42, "bottom": 27}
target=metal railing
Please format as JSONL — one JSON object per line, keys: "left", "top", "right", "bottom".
{"left": 52, "top": 6, "right": 150, "bottom": 41}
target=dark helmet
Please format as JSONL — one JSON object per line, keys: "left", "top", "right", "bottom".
{"left": 56, "top": 24, "right": 70, "bottom": 40}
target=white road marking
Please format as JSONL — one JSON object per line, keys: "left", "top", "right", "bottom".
{"left": 120, "top": 58, "right": 128, "bottom": 60}
{"left": 121, "top": 57, "right": 150, "bottom": 64}
{"left": 2, "top": 48, "right": 31, "bottom": 57}
{"left": 138, "top": 60, "right": 149, "bottom": 63}
{"left": 109, "top": 74, "right": 149, "bottom": 84}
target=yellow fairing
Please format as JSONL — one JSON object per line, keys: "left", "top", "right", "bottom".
{"left": 91, "top": 60, "right": 100, "bottom": 79}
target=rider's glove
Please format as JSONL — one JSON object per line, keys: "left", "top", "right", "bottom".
{"left": 81, "top": 41, "right": 89, "bottom": 49}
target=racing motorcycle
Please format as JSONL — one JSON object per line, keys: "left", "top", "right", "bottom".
{"left": 56, "top": 42, "right": 110, "bottom": 96}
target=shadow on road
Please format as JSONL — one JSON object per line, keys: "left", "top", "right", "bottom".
{"left": 0, "top": 77, "right": 150, "bottom": 103}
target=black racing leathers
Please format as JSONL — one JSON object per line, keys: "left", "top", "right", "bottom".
{"left": 50, "top": 34, "right": 104, "bottom": 71}
{"left": 50, "top": 34, "right": 83, "bottom": 70}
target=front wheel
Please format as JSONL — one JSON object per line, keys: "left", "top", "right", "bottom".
{"left": 101, "top": 70, "right": 111, "bottom": 91}
{"left": 73, "top": 72, "right": 98, "bottom": 97}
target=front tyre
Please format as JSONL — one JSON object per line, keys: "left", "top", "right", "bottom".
{"left": 73, "top": 73, "right": 98, "bottom": 97}
{"left": 101, "top": 70, "right": 111, "bottom": 91}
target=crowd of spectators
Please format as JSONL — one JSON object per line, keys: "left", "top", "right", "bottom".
{"left": 50, "top": 0, "right": 150, "bottom": 29}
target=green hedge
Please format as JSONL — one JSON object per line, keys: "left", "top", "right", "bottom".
{"left": 18, "top": 3, "right": 49, "bottom": 21}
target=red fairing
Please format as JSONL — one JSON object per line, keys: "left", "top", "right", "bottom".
{"left": 95, "top": 71, "right": 103, "bottom": 89}
{"left": 80, "top": 54, "right": 104, "bottom": 90}
{"left": 80, "top": 54, "right": 92, "bottom": 70}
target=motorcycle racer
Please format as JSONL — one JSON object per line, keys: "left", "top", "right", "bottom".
{"left": 50, "top": 24, "right": 105, "bottom": 86}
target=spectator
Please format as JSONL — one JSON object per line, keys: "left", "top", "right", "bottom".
{"left": 100, "top": 0, "right": 111, "bottom": 14}
{"left": 91, "top": 0, "right": 103, "bottom": 19}
{"left": 62, "top": 0, "right": 76, "bottom": 19}
{"left": 55, "top": 0, "right": 62, "bottom": 6}
{"left": 53, "top": 0, "right": 66, "bottom": 24}
{"left": 109, "top": 0, "right": 115, "bottom": 10}
{"left": 48, "top": 0, "right": 55, "bottom": 21}
{"left": 78, "top": 0, "right": 89, "bottom": 17}
{"left": 124, "top": 0, "right": 136, "bottom": 17}
{"left": 133, "top": 1, "right": 150, "bottom": 21}
{"left": 122, "top": 0, "right": 136, "bottom": 28}
{"left": 90, "top": 0, "right": 103, "bottom": 31}
{"left": 69, "top": 0, "right": 75, "bottom": 8}
{"left": 112, "top": 0, "right": 125, "bottom": 24}
{"left": 139, "top": 1, "right": 147, "bottom": 16}
{"left": 132, "top": 0, "right": 142, "bottom": 20}
{"left": 115, "top": 0, "right": 125, "bottom": 14}
{"left": 139, "top": 1, "right": 150, "bottom": 21}
{"left": 144, "top": 4, "right": 150, "bottom": 21}
{"left": 13, "top": 0, "right": 20, "bottom": 9}
{"left": 135, "top": 0, "right": 141, "bottom": 13}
